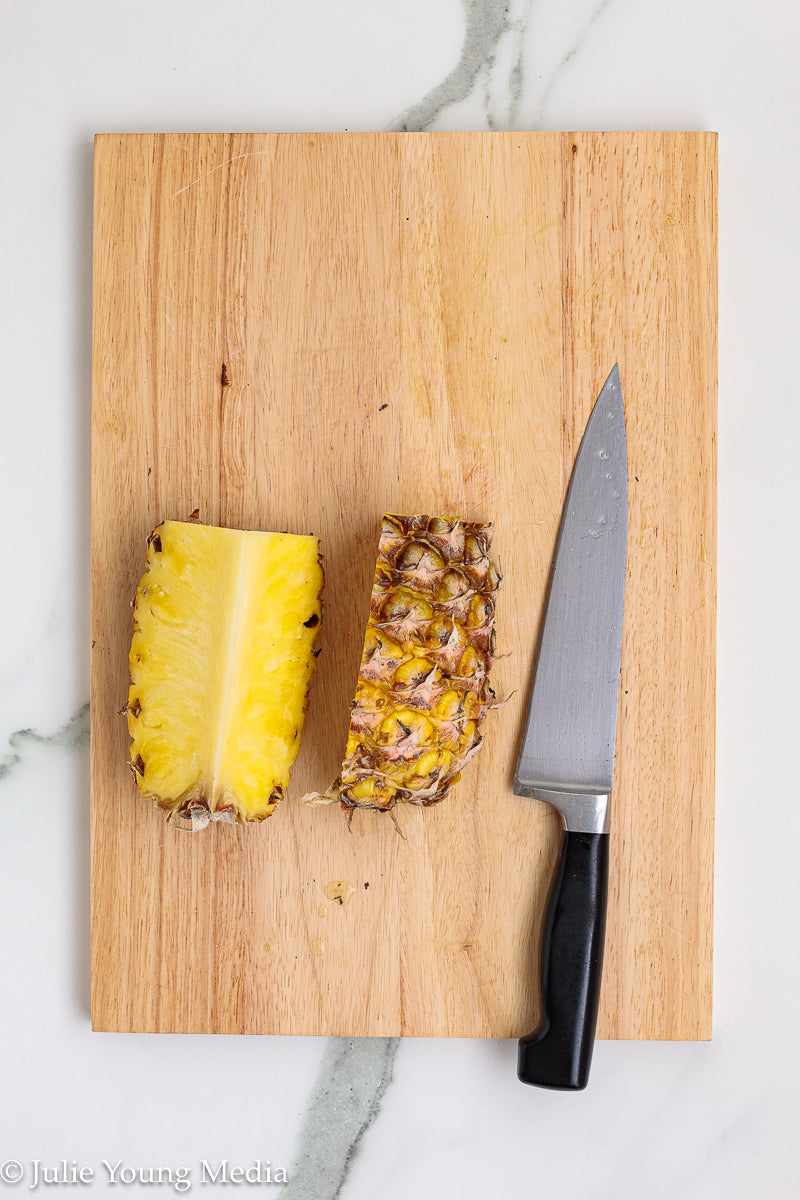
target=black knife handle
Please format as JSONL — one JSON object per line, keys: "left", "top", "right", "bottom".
{"left": 518, "top": 829, "right": 609, "bottom": 1090}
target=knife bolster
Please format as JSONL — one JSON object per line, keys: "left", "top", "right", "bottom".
{"left": 529, "top": 788, "right": 610, "bottom": 834}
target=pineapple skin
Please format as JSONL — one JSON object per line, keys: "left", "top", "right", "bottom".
{"left": 338, "top": 513, "right": 500, "bottom": 812}
{"left": 127, "top": 520, "right": 323, "bottom": 827}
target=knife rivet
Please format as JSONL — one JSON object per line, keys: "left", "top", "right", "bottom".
{"left": 599, "top": 449, "right": 609, "bottom": 459}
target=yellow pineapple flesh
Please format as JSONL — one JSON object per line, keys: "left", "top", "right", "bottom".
{"left": 127, "top": 520, "right": 323, "bottom": 827}
{"left": 336, "top": 513, "right": 500, "bottom": 812}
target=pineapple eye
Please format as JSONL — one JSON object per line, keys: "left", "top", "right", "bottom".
{"left": 381, "top": 515, "right": 405, "bottom": 538}
{"left": 354, "top": 681, "right": 386, "bottom": 709}
{"left": 394, "top": 540, "right": 445, "bottom": 573}
{"left": 413, "top": 749, "right": 451, "bottom": 777}
{"left": 376, "top": 709, "right": 435, "bottom": 744}
{"left": 459, "top": 722, "right": 478, "bottom": 749}
{"left": 394, "top": 542, "right": 422, "bottom": 570}
{"left": 380, "top": 589, "right": 433, "bottom": 623}
{"left": 425, "top": 615, "right": 451, "bottom": 646}
{"left": 486, "top": 562, "right": 501, "bottom": 590}
{"left": 348, "top": 778, "right": 378, "bottom": 799}
{"left": 433, "top": 689, "right": 461, "bottom": 720}
{"left": 345, "top": 777, "right": 397, "bottom": 809}
{"left": 362, "top": 629, "right": 402, "bottom": 661}
{"left": 458, "top": 646, "right": 484, "bottom": 677}
{"left": 413, "top": 717, "right": 435, "bottom": 744}
{"left": 466, "top": 594, "right": 493, "bottom": 628}
{"left": 377, "top": 715, "right": 404, "bottom": 744}
{"left": 373, "top": 563, "right": 394, "bottom": 591}
{"left": 463, "top": 534, "right": 486, "bottom": 562}
{"left": 362, "top": 628, "right": 381, "bottom": 657}
{"left": 394, "top": 657, "right": 436, "bottom": 687}
{"left": 435, "top": 570, "right": 469, "bottom": 602}
{"left": 427, "top": 517, "right": 454, "bottom": 535}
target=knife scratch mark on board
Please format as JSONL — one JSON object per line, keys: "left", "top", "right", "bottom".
{"left": 174, "top": 151, "right": 273, "bottom": 197}
{"left": 578, "top": 262, "right": 615, "bottom": 301}
{"left": 631, "top": 908, "right": 692, "bottom": 942}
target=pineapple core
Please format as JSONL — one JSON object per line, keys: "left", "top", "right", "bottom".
{"left": 128, "top": 520, "right": 323, "bottom": 826}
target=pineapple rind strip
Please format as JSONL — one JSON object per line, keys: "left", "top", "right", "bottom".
{"left": 336, "top": 513, "right": 499, "bottom": 812}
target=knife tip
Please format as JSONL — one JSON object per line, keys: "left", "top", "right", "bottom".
{"left": 591, "top": 363, "right": 624, "bottom": 422}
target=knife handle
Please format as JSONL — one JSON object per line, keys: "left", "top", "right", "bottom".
{"left": 518, "top": 829, "right": 609, "bottom": 1091}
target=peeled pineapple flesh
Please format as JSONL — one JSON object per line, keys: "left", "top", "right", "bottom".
{"left": 336, "top": 513, "right": 500, "bottom": 812}
{"left": 128, "top": 520, "right": 323, "bottom": 826}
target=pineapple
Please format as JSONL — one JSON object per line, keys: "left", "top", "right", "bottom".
{"left": 127, "top": 519, "right": 323, "bottom": 828}
{"left": 315, "top": 513, "right": 500, "bottom": 814}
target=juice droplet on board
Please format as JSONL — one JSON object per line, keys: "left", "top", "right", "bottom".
{"left": 324, "top": 880, "right": 356, "bottom": 906}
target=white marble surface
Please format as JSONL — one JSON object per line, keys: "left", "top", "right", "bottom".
{"left": 1, "top": 1, "right": 799, "bottom": 1196}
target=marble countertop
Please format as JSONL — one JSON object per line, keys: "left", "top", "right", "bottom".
{"left": 2, "top": 1, "right": 798, "bottom": 1197}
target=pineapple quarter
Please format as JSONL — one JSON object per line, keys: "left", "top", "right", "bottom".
{"left": 338, "top": 513, "right": 500, "bottom": 812}
{"left": 128, "top": 520, "right": 323, "bottom": 827}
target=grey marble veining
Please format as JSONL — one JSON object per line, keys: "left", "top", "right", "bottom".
{"left": 530, "top": 0, "right": 616, "bottom": 126}
{"left": 0, "top": 702, "right": 89, "bottom": 781}
{"left": 280, "top": 1039, "right": 398, "bottom": 1200}
{"left": 390, "top": 0, "right": 531, "bottom": 131}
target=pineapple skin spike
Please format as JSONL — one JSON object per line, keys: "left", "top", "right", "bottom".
{"left": 337, "top": 513, "right": 500, "bottom": 813}
{"left": 127, "top": 519, "right": 323, "bottom": 826}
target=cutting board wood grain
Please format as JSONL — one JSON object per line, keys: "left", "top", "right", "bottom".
{"left": 90, "top": 132, "right": 716, "bottom": 1038}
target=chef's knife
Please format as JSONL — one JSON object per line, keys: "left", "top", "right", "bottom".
{"left": 514, "top": 364, "right": 627, "bottom": 1091}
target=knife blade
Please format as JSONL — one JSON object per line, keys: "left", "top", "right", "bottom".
{"left": 514, "top": 364, "right": 627, "bottom": 1090}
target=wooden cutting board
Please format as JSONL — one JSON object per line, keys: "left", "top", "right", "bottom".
{"left": 90, "top": 132, "right": 716, "bottom": 1039}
